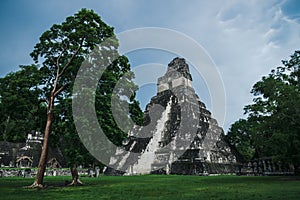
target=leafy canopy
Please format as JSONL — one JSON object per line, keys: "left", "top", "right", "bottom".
{"left": 226, "top": 50, "right": 300, "bottom": 170}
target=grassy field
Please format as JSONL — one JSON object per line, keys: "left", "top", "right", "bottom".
{"left": 0, "top": 175, "right": 299, "bottom": 200}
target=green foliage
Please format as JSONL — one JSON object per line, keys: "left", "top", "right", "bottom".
{"left": 226, "top": 119, "right": 255, "bottom": 161}
{"left": 0, "top": 65, "right": 46, "bottom": 142}
{"left": 95, "top": 55, "right": 143, "bottom": 146}
{"left": 30, "top": 8, "right": 144, "bottom": 167}
{"left": 30, "top": 8, "right": 115, "bottom": 97}
{"left": 227, "top": 51, "right": 300, "bottom": 172}
{"left": 1, "top": 176, "right": 300, "bottom": 199}
{"left": 0, "top": 8, "right": 144, "bottom": 168}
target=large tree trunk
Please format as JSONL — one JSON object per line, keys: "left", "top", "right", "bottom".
{"left": 30, "top": 95, "right": 54, "bottom": 188}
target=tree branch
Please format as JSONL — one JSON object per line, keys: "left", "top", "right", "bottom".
{"left": 56, "top": 47, "right": 67, "bottom": 71}
{"left": 58, "top": 36, "right": 85, "bottom": 77}
{"left": 54, "top": 84, "right": 68, "bottom": 97}
{"left": 38, "top": 98, "right": 49, "bottom": 106}
{"left": 25, "top": 109, "right": 35, "bottom": 118}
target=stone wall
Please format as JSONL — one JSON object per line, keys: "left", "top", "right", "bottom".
{"left": 238, "top": 157, "right": 295, "bottom": 175}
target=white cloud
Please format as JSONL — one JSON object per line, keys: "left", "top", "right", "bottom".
{"left": 138, "top": 0, "right": 300, "bottom": 131}
{"left": 1, "top": 0, "right": 300, "bottom": 132}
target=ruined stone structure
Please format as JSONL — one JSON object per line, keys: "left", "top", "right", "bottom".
{"left": 0, "top": 131, "right": 66, "bottom": 168}
{"left": 238, "top": 157, "right": 295, "bottom": 176}
{"left": 105, "top": 57, "right": 237, "bottom": 175}
{"left": 0, "top": 141, "right": 24, "bottom": 167}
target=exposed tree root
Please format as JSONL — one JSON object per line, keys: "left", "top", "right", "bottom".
{"left": 23, "top": 181, "right": 44, "bottom": 189}
{"left": 68, "top": 179, "right": 83, "bottom": 186}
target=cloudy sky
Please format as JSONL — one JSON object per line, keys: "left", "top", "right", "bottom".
{"left": 1, "top": 0, "right": 300, "bottom": 132}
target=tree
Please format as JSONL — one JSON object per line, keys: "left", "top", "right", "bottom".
{"left": 226, "top": 119, "right": 255, "bottom": 162}
{"left": 71, "top": 43, "right": 143, "bottom": 168}
{"left": 29, "top": 8, "right": 143, "bottom": 187}
{"left": 95, "top": 55, "right": 143, "bottom": 146}
{"left": 0, "top": 65, "right": 45, "bottom": 142}
{"left": 52, "top": 96, "right": 101, "bottom": 169}
{"left": 29, "top": 8, "right": 118, "bottom": 187}
{"left": 227, "top": 50, "right": 300, "bottom": 174}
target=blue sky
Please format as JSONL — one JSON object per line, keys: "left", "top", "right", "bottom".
{"left": 1, "top": 0, "right": 300, "bottom": 132}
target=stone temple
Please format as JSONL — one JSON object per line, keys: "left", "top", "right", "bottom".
{"left": 105, "top": 57, "right": 237, "bottom": 175}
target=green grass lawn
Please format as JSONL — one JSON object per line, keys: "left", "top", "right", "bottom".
{"left": 0, "top": 175, "right": 299, "bottom": 200}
